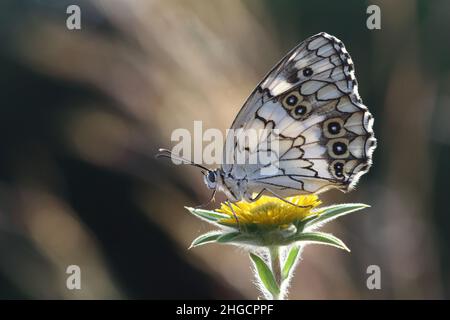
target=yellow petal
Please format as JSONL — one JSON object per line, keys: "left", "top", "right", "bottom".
{"left": 216, "top": 195, "right": 321, "bottom": 227}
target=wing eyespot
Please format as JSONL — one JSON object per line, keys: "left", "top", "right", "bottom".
{"left": 303, "top": 67, "right": 313, "bottom": 77}
{"left": 290, "top": 103, "right": 311, "bottom": 119}
{"left": 282, "top": 91, "right": 302, "bottom": 110}
{"left": 323, "top": 118, "right": 346, "bottom": 138}
{"left": 330, "top": 160, "right": 346, "bottom": 180}
{"left": 286, "top": 94, "right": 298, "bottom": 106}
{"left": 327, "top": 138, "right": 350, "bottom": 159}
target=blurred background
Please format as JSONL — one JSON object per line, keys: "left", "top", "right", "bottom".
{"left": 0, "top": 0, "right": 449, "bottom": 299}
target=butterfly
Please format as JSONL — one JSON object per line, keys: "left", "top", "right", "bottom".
{"left": 158, "top": 32, "right": 376, "bottom": 205}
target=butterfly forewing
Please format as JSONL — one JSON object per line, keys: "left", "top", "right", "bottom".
{"left": 222, "top": 32, "right": 376, "bottom": 198}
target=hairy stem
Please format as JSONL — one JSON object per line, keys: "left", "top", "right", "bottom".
{"left": 269, "top": 246, "right": 283, "bottom": 300}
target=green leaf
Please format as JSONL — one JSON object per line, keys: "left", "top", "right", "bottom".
{"left": 304, "top": 203, "right": 369, "bottom": 230}
{"left": 282, "top": 246, "right": 301, "bottom": 280}
{"left": 185, "top": 207, "right": 229, "bottom": 222}
{"left": 189, "top": 231, "right": 223, "bottom": 248}
{"left": 216, "top": 232, "right": 255, "bottom": 244}
{"left": 249, "top": 253, "right": 280, "bottom": 297}
{"left": 295, "top": 214, "right": 320, "bottom": 232}
{"left": 288, "top": 232, "right": 350, "bottom": 251}
{"left": 216, "top": 232, "right": 241, "bottom": 243}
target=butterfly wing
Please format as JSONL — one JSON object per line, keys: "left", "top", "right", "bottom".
{"left": 222, "top": 32, "right": 376, "bottom": 197}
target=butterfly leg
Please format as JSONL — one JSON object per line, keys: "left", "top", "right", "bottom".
{"left": 265, "top": 189, "right": 312, "bottom": 209}
{"left": 245, "top": 189, "right": 267, "bottom": 202}
{"left": 227, "top": 200, "right": 241, "bottom": 231}
{"left": 194, "top": 190, "right": 216, "bottom": 209}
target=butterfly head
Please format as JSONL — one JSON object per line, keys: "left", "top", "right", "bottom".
{"left": 203, "top": 169, "right": 242, "bottom": 202}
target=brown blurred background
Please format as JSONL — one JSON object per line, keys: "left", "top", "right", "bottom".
{"left": 0, "top": 0, "right": 449, "bottom": 299}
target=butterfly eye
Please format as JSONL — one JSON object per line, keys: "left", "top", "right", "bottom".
{"left": 303, "top": 67, "right": 313, "bottom": 77}
{"left": 204, "top": 171, "right": 217, "bottom": 190}
{"left": 327, "top": 138, "right": 349, "bottom": 159}
{"left": 207, "top": 171, "right": 216, "bottom": 183}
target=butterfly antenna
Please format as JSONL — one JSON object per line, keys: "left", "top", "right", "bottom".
{"left": 156, "top": 148, "right": 210, "bottom": 171}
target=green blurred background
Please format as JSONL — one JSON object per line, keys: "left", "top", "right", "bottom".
{"left": 0, "top": 0, "right": 449, "bottom": 299}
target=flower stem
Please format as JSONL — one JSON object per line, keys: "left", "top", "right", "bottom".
{"left": 269, "top": 246, "right": 283, "bottom": 300}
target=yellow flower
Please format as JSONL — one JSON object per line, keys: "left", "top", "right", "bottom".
{"left": 187, "top": 197, "right": 367, "bottom": 248}
{"left": 217, "top": 195, "right": 322, "bottom": 228}
{"left": 187, "top": 194, "right": 369, "bottom": 301}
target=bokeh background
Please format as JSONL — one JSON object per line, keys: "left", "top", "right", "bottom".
{"left": 0, "top": 0, "right": 449, "bottom": 299}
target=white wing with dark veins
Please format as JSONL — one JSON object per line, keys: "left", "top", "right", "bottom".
{"left": 222, "top": 32, "right": 376, "bottom": 198}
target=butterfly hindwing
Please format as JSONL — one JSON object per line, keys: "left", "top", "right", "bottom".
{"left": 222, "top": 32, "right": 376, "bottom": 198}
